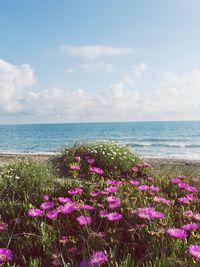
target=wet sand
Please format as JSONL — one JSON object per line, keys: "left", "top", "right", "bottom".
{"left": 0, "top": 153, "right": 200, "bottom": 177}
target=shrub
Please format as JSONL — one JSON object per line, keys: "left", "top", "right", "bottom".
{"left": 60, "top": 140, "right": 141, "bottom": 178}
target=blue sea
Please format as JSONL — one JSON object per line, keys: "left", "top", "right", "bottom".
{"left": 0, "top": 121, "right": 200, "bottom": 159}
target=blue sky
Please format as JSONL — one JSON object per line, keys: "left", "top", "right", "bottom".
{"left": 1, "top": 0, "right": 200, "bottom": 123}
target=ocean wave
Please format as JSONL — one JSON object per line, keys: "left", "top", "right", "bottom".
{"left": 126, "top": 143, "right": 200, "bottom": 148}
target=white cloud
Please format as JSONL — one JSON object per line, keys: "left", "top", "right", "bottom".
{"left": 65, "top": 62, "right": 114, "bottom": 74}
{"left": 123, "top": 62, "right": 148, "bottom": 85}
{"left": 0, "top": 59, "right": 35, "bottom": 113}
{"left": 60, "top": 45, "right": 133, "bottom": 60}
{"left": 2, "top": 58, "right": 200, "bottom": 123}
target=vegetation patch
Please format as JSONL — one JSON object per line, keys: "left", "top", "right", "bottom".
{"left": 0, "top": 143, "right": 200, "bottom": 266}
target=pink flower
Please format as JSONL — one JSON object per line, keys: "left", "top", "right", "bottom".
{"left": 99, "top": 210, "right": 109, "bottom": 218}
{"left": 166, "top": 228, "right": 187, "bottom": 239}
{"left": 82, "top": 204, "right": 95, "bottom": 211}
{"left": 147, "top": 176, "right": 154, "bottom": 181}
{"left": 90, "top": 191, "right": 101, "bottom": 197}
{"left": 170, "top": 178, "right": 181, "bottom": 184}
{"left": 149, "top": 185, "right": 160, "bottom": 193}
{"left": 87, "top": 159, "right": 95, "bottom": 165}
{"left": 75, "top": 156, "right": 81, "bottom": 161}
{"left": 58, "top": 204, "right": 75, "bottom": 215}
{"left": 89, "top": 167, "right": 104, "bottom": 175}
{"left": 182, "top": 223, "right": 199, "bottom": 231}
{"left": 183, "top": 210, "right": 194, "bottom": 217}
{"left": 104, "top": 187, "right": 118, "bottom": 193}
{"left": 58, "top": 197, "right": 72, "bottom": 204}
{"left": 194, "top": 213, "right": 200, "bottom": 221}
{"left": 178, "top": 175, "right": 187, "bottom": 180}
{"left": 0, "top": 248, "right": 13, "bottom": 263}
{"left": 0, "top": 223, "right": 8, "bottom": 231}
{"left": 42, "top": 194, "right": 49, "bottom": 201}
{"left": 46, "top": 210, "right": 59, "bottom": 220}
{"left": 186, "top": 186, "right": 198, "bottom": 193}
{"left": 107, "top": 196, "right": 121, "bottom": 209}
{"left": 189, "top": 245, "right": 200, "bottom": 261}
{"left": 28, "top": 208, "right": 44, "bottom": 218}
{"left": 136, "top": 207, "right": 165, "bottom": 220}
{"left": 70, "top": 164, "right": 80, "bottom": 171}
{"left": 142, "top": 162, "right": 152, "bottom": 168}
{"left": 68, "top": 187, "right": 83, "bottom": 195}
{"left": 77, "top": 216, "right": 92, "bottom": 226}
{"left": 106, "top": 212, "right": 123, "bottom": 221}
{"left": 153, "top": 196, "right": 172, "bottom": 205}
{"left": 40, "top": 201, "right": 55, "bottom": 210}
{"left": 178, "top": 194, "right": 196, "bottom": 204}
{"left": 130, "top": 180, "right": 140, "bottom": 187}
{"left": 131, "top": 166, "right": 139, "bottom": 173}
{"left": 106, "top": 180, "right": 123, "bottom": 187}
{"left": 90, "top": 251, "right": 108, "bottom": 266}
{"left": 138, "top": 185, "right": 149, "bottom": 191}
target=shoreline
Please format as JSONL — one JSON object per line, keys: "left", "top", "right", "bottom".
{"left": 0, "top": 153, "right": 200, "bottom": 177}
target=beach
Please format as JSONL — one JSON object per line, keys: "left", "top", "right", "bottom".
{"left": 1, "top": 153, "right": 200, "bottom": 177}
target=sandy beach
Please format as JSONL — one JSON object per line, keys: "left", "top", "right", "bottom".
{"left": 0, "top": 153, "right": 200, "bottom": 177}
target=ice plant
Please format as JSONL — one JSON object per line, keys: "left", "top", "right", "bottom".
{"left": 153, "top": 196, "right": 172, "bottom": 205}
{"left": 130, "top": 180, "right": 140, "bottom": 187}
{"left": 77, "top": 216, "right": 92, "bottom": 226}
{"left": 107, "top": 212, "right": 123, "bottom": 221}
{"left": 104, "top": 187, "right": 118, "bottom": 193}
{"left": 182, "top": 223, "right": 199, "bottom": 231}
{"left": 87, "top": 158, "right": 95, "bottom": 164}
{"left": 188, "top": 245, "right": 200, "bottom": 261}
{"left": 70, "top": 164, "right": 80, "bottom": 171}
{"left": 0, "top": 248, "right": 13, "bottom": 263}
{"left": 75, "top": 156, "right": 81, "bottom": 161}
{"left": 46, "top": 210, "right": 59, "bottom": 220}
{"left": 90, "top": 191, "right": 101, "bottom": 197}
{"left": 166, "top": 228, "right": 187, "bottom": 239}
{"left": 58, "top": 197, "right": 72, "bottom": 204}
{"left": 28, "top": 208, "right": 44, "bottom": 218}
{"left": 68, "top": 187, "right": 83, "bottom": 195}
{"left": 89, "top": 167, "right": 104, "bottom": 175}
{"left": 58, "top": 204, "right": 75, "bottom": 215}
{"left": 82, "top": 204, "right": 95, "bottom": 211}
{"left": 99, "top": 210, "right": 109, "bottom": 218}
{"left": 40, "top": 201, "right": 55, "bottom": 210}
{"left": 183, "top": 210, "right": 194, "bottom": 217}
{"left": 138, "top": 185, "right": 149, "bottom": 191}
{"left": 149, "top": 185, "right": 160, "bottom": 193}
{"left": 0, "top": 223, "right": 8, "bottom": 231}
{"left": 90, "top": 251, "right": 108, "bottom": 266}
{"left": 170, "top": 178, "right": 181, "bottom": 184}
{"left": 107, "top": 196, "right": 121, "bottom": 209}
{"left": 42, "top": 194, "right": 49, "bottom": 201}
{"left": 135, "top": 207, "right": 165, "bottom": 220}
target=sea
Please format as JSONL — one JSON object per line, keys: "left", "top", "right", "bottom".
{"left": 0, "top": 121, "right": 200, "bottom": 159}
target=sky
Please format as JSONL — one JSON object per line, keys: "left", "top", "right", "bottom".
{"left": 1, "top": 0, "right": 200, "bottom": 124}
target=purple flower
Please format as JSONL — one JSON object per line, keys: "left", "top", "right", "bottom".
{"left": 89, "top": 167, "right": 104, "bottom": 175}
{"left": 153, "top": 196, "right": 172, "bottom": 205}
{"left": 194, "top": 213, "right": 200, "bottom": 221}
{"left": 70, "top": 164, "right": 80, "bottom": 171}
{"left": 107, "top": 212, "right": 123, "bottom": 221}
{"left": 46, "top": 210, "right": 59, "bottom": 220}
{"left": 87, "top": 159, "right": 95, "bottom": 165}
{"left": 90, "top": 191, "right": 101, "bottom": 197}
{"left": 107, "top": 196, "right": 121, "bottom": 209}
{"left": 40, "top": 201, "right": 55, "bottom": 210}
{"left": 130, "top": 180, "right": 140, "bottom": 187}
{"left": 149, "top": 185, "right": 160, "bottom": 193}
{"left": 28, "top": 208, "right": 44, "bottom": 218}
{"left": 58, "top": 204, "right": 75, "bottom": 215}
{"left": 0, "top": 248, "right": 13, "bottom": 263}
{"left": 131, "top": 166, "right": 139, "bottom": 173}
{"left": 106, "top": 180, "right": 123, "bottom": 186}
{"left": 171, "top": 178, "right": 181, "bottom": 184}
{"left": 99, "top": 210, "right": 109, "bottom": 218}
{"left": 138, "top": 185, "right": 149, "bottom": 191}
{"left": 58, "top": 197, "right": 72, "bottom": 204}
{"left": 178, "top": 175, "right": 187, "bottom": 180}
{"left": 189, "top": 245, "right": 200, "bottom": 261}
{"left": 75, "top": 156, "right": 81, "bottom": 161}
{"left": 183, "top": 210, "right": 194, "bottom": 217}
{"left": 77, "top": 216, "right": 92, "bottom": 226}
{"left": 186, "top": 186, "right": 198, "bottom": 193}
{"left": 82, "top": 204, "right": 95, "bottom": 211}
{"left": 136, "top": 207, "right": 165, "bottom": 220}
{"left": 182, "top": 223, "right": 199, "bottom": 231}
{"left": 42, "top": 194, "right": 49, "bottom": 201}
{"left": 166, "top": 228, "right": 187, "bottom": 239}
{"left": 142, "top": 162, "right": 152, "bottom": 168}
{"left": 90, "top": 251, "right": 108, "bottom": 266}
{"left": 178, "top": 194, "right": 196, "bottom": 204}
{"left": 104, "top": 187, "right": 118, "bottom": 193}
{"left": 68, "top": 187, "right": 83, "bottom": 195}
{"left": 178, "top": 182, "right": 189, "bottom": 189}
{"left": 0, "top": 223, "right": 8, "bottom": 231}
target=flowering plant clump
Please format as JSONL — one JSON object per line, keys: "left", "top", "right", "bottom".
{"left": 1, "top": 145, "right": 200, "bottom": 266}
